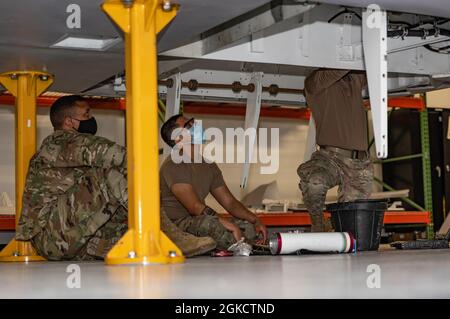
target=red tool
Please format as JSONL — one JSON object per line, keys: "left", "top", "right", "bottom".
{"left": 211, "top": 250, "right": 234, "bottom": 257}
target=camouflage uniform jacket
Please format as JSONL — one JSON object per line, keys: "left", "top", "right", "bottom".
{"left": 16, "top": 130, "right": 127, "bottom": 241}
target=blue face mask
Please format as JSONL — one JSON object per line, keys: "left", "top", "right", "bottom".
{"left": 188, "top": 121, "right": 205, "bottom": 145}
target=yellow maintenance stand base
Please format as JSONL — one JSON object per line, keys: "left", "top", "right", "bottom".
{"left": 106, "top": 230, "right": 184, "bottom": 265}
{"left": 102, "top": 0, "right": 184, "bottom": 265}
{"left": 0, "top": 240, "right": 45, "bottom": 262}
{"left": 0, "top": 71, "right": 53, "bottom": 262}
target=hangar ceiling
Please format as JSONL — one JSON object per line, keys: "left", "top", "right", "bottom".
{"left": 0, "top": 0, "right": 449, "bottom": 94}
{"left": 0, "top": 0, "right": 270, "bottom": 92}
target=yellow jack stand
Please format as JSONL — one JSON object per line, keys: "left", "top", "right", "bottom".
{"left": 102, "top": 0, "right": 184, "bottom": 265}
{"left": 0, "top": 71, "right": 53, "bottom": 262}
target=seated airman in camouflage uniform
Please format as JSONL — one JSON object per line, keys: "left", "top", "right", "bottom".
{"left": 16, "top": 95, "right": 216, "bottom": 260}
{"left": 298, "top": 69, "right": 374, "bottom": 232}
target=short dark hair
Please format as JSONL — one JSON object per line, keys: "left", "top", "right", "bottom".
{"left": 160, "top": 114, "right": 183, "bottom": 147}
{"left": 50, "top": 95, "right": 85, "bottom": 129}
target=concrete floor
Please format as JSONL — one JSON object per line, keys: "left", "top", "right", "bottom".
{"left": 0, "top": 249, "right": 449, "bottom": 298}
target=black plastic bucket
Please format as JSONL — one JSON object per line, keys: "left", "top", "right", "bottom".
{"left": 326, "top": 199, "right": 388, "bottom": 251}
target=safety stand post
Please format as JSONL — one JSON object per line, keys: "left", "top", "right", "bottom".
{"left": 0, "top": 71, "right": 53, "bottom": 262}
{"left": 102, "top": 0, "right": 184, "bottom": 265}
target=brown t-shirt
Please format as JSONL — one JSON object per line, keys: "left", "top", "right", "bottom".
{"left": 160, "top": 156, "right": 226, "bottom": 220}
{"left": 305, "top": 69, "right": 368, "bottom": 151}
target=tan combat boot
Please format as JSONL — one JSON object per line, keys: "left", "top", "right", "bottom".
{"left": 323, "top": 217, "right": 334, "bottom": 232}
{"left": 310, "top": 212, "right": 324, "bottom": 232}
{"left": 310, "top": 212, "right": 334, "bottom": 232}
{"left": 160, "top": 210, "right": 217, "bottom": 257}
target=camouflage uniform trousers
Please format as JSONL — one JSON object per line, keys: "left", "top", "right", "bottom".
{"left": 297, "top": 148, "right": 373, "bottom": 232}
{"left": 173, "top": 214, "right": 257, "bottom": 250}
{"left": 32, "top": 168, "right": 129, "bottom": 261}
{"left": 31, "top": 168, "right": 212, "bottom": 260}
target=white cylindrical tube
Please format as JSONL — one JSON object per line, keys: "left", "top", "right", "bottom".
{"left": 269, "top": 232, "right": 355, "bottom": 255}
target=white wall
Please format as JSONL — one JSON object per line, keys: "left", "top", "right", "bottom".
{"left": 0, "top": 105, "right": 125, "bottom": 207}
{"left": 0, "top": 106, "right": 14, "bottom": 204}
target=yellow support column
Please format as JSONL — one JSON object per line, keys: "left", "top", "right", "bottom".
{"left": 102, "top": 0, "right": 184, "bottom": 265}
{"left": 0, "top": 71, "right": 53, "bottom": 262}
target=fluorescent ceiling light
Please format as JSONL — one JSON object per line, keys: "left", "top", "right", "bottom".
{"left": 51, "top": 35, "right": 120, "bottom": 51}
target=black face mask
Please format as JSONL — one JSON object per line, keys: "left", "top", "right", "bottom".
{"left": 74, "top": 117, "right": 97, "bottom": 135}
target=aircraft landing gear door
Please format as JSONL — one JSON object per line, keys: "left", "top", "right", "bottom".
{"left": 363, "top": 5, "right": 388, "bottom": 159}
{"left": 240, "top": 72, "right": 263, "bottom": 189}
{"left": 163, "top": 72, "right": 182, "bottom": 156}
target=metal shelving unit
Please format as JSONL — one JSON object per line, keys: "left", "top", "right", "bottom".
{"left": 371, "top": 96, "right": 434, "bottom": 239}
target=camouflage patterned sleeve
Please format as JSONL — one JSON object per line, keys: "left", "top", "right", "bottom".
{"left": 58, "top": 134, "right": 127, "bottom": 169}
{"left": 80, "top": 135, "right": 127, "bottom": 169}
